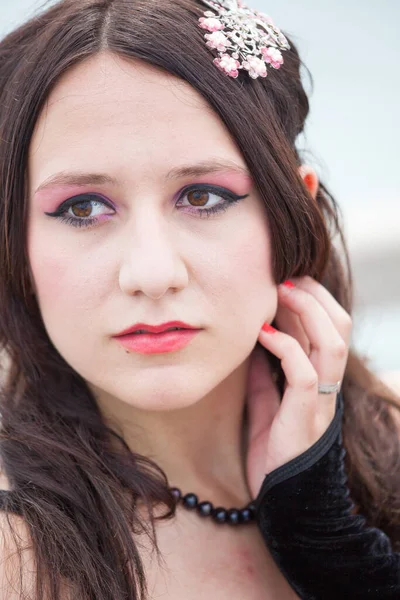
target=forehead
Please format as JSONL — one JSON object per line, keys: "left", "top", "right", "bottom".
{"left": 28, "top": 52, "right": 244, "bottom": 191}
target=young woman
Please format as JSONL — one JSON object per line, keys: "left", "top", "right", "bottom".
{"left": 0, "top": 0, "right": 399, "bottom": 598}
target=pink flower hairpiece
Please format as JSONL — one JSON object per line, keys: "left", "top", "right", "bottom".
{"left": 198, "top": 0, "right": 290, "bottom": 79}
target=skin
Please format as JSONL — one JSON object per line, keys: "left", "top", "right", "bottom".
{"left": 247, "top": 277, "right": 351, "bottom": 499}
{"left": 26, "top": 50, "right": 337, "bottom": 513}
{"left": 26, "top": 51, "right": 273, "bottom": 506}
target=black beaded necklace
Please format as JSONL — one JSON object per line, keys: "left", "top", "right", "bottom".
{"left": 169, "top": 486, "right": 256, "bottom": 525}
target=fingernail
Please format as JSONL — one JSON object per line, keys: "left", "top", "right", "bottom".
{"left": 282, "top": 280, "right": 295, "bottom": 289}
{"left": 262, "top": 323, "right": 277, "bottom": 333}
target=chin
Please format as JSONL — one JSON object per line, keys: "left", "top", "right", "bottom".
{"left": 89, "top": 373, "right": 215, "bottom": 413}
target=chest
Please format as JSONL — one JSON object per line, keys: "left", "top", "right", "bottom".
{"left": 139, "top": 511, "right": 300, "bottom": 600}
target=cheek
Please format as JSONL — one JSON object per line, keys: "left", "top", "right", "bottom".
{"left": 207, "top": 208, "right": 277, "bottom": 327}
{"left": 27, "top": 228, "right": 110, "bottom": 339}
{"left": 25, "top": 201, "right": 277, "bottom": 410}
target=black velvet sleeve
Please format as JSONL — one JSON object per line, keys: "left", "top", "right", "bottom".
{"left": 254, "top": 392, "right": 400, "bottom": 599}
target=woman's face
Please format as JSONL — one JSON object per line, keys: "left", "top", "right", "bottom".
{"left": 27, "top": 52, "right": 277, "bottom": 411}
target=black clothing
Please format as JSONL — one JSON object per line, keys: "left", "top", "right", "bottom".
{"left": 254, "top": 391, "right": 400, "bottom": 599}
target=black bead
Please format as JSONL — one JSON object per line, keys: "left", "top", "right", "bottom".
{"left": 212, "top": 507, "right": 227, "bottom": 523}
{"left": 239, "top": 507, "right": 254, "bottom": 523}
{"left": 197, "top": 501, "right": 213, "bottom": 517}
{"left": 170, "top": 487, "right": 182, "bottom": 502}
{"left": 182, "top": 493, "right": 198, "bottom": 509}
{"left": 168, "top": 486, "right": 254, "bottom": 526}
{"left": 227, "top": 508, "right": 241, "bottom": 525}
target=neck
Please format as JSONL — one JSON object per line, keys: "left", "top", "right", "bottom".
{"left": 95, "top": 356, "right": 252, "bottom": 508}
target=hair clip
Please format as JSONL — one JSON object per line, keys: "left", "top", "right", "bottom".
{"left": 198, "top": 0, "right": 290, "bottom": 79}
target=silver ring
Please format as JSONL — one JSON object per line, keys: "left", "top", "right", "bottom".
{"left": 318, "top": 380, "right": 341, "bottom": 395}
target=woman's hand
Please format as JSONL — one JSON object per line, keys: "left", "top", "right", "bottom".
{"left": 245, "top": 276, "right": 352, "bottom": 500}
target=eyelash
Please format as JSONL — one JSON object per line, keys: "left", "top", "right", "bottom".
{"left": 44, "top": 185, "right": 249, "bottom": 229}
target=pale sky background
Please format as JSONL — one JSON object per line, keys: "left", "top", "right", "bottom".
{"left": 0, "top": 0, "right": 399, "bottom": 372}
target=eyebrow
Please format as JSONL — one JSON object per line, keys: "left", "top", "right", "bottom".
{"left": 33, "top": 159, "right": 251, "bottom": 194}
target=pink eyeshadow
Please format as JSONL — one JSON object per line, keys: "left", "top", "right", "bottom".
{"left": 186, "top": 171, "right": 253, "bottom": 195}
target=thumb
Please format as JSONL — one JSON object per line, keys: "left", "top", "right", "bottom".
{"left": 246, "top": 343, "right": 281, "bottom": 446}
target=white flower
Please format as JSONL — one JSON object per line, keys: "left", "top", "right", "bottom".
{"left": 198, "top": 17, "right": 224, "bottom": 32}
{"left": 242, "top": 55, "right": 267, "bottom": 79}
{"left": 205, "top": 31, "right": 230, "bottom": 52}
{"left": 213, "top": 54, "right": 240, "bottom": 78}
{"left": 261, "top": 46, "right": 284, "bottom": 69}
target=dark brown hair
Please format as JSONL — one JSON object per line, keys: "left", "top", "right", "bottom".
{"left": 0, "top": 0, "right": 399, "bottom": 598}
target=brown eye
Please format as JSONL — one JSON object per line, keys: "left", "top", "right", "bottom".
{"left": 71, "top": 201, "right": 93, "bottom": 218}
{"left": 175, "top": 185, "right": 248, "bottom": 217}
{"left": 187, "top": 190, "right": 210, "bottom": 207}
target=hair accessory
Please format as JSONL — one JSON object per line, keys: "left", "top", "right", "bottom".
{"left": 318, "top": 381, "right": 341, "bottom": 395}
{"left": 198, "top": 0, "right": 290, "bottom": 79}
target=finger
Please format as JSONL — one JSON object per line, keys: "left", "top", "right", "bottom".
{"left": 290, "top": 276, "right": 352, "bottom": 345}
{"left": 258, "top": 325, "right": 334, "bottom": 439}
{"left": 274, "top": 304, "right": 311, "bottom": 356}
{"left": 246, "top": 344, "right": 280, "bottom": 444}
{"left": 257, "top": 325, "right": 339, "bottom": 472}
{"left": 245, "top": 344, "right": 282, "bottom": 491}
{"left": 277, "top": 282, "right": 349, "bottom": 380}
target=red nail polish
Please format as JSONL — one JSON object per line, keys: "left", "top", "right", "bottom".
{"left": 282, "top": 280, "right": 295, "bottom": 289}
{"left": 262, "top": 323, "right": 277, "bottom": 333}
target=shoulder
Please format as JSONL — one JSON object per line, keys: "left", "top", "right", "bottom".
{"left": 0, "top": 462, "right": 36, "bottom": 598}
{"left": 0, "top": 470, "right": 10, "bottom": 492}
{"left": 0, "top": 508, "right": 36, "bottom": 598}
{"left": 0, "top": 470, "right": 72, "bottom": 599}
{"left": 0, "top": 464, "right": 36, "bottom": 600}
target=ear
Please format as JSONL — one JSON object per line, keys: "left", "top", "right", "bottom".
{"left": 298, "top": 165, "right": 319, "bottom": 200}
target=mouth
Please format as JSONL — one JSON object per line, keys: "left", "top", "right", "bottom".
{"left": 114, "top": 321, "right": 198, "bottom": 337}
{"left": 114, "top": 328, "right": 200, "bottom": 354}
{"left": 133, "top": 327, "right": 187, "bottom": 334}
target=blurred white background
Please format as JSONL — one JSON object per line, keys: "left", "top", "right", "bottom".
{"left": 0, "top": 0, "right": 399, "bottom": 384}
{"left": 263, "top": 0, "right": 400, "bottom": 388}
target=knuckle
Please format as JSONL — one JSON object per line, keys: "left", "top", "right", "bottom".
{"left": 341, "top": 312, "right": 353, "bottom": 331}
{"left": 282, "top": 335, "right": 302, "bottom": 355}
{"left": 303, "top": 275, "right": 314, "bottom": 286}
{"left": 331, "top": 339, "right": 348, "bottom": 360}
{"left": 297, "top": 372, "right": 318, "bottom": 392}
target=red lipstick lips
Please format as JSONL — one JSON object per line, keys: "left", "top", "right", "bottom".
{"left": 113, "top": 321, "right": 201, "bottom": 354}
{"left": 115, "top": 320, "right": 196, "bottom": 336}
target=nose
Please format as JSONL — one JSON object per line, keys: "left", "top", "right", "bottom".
{"left": 118, "top": 212, "right": 189, "bottom": 300}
